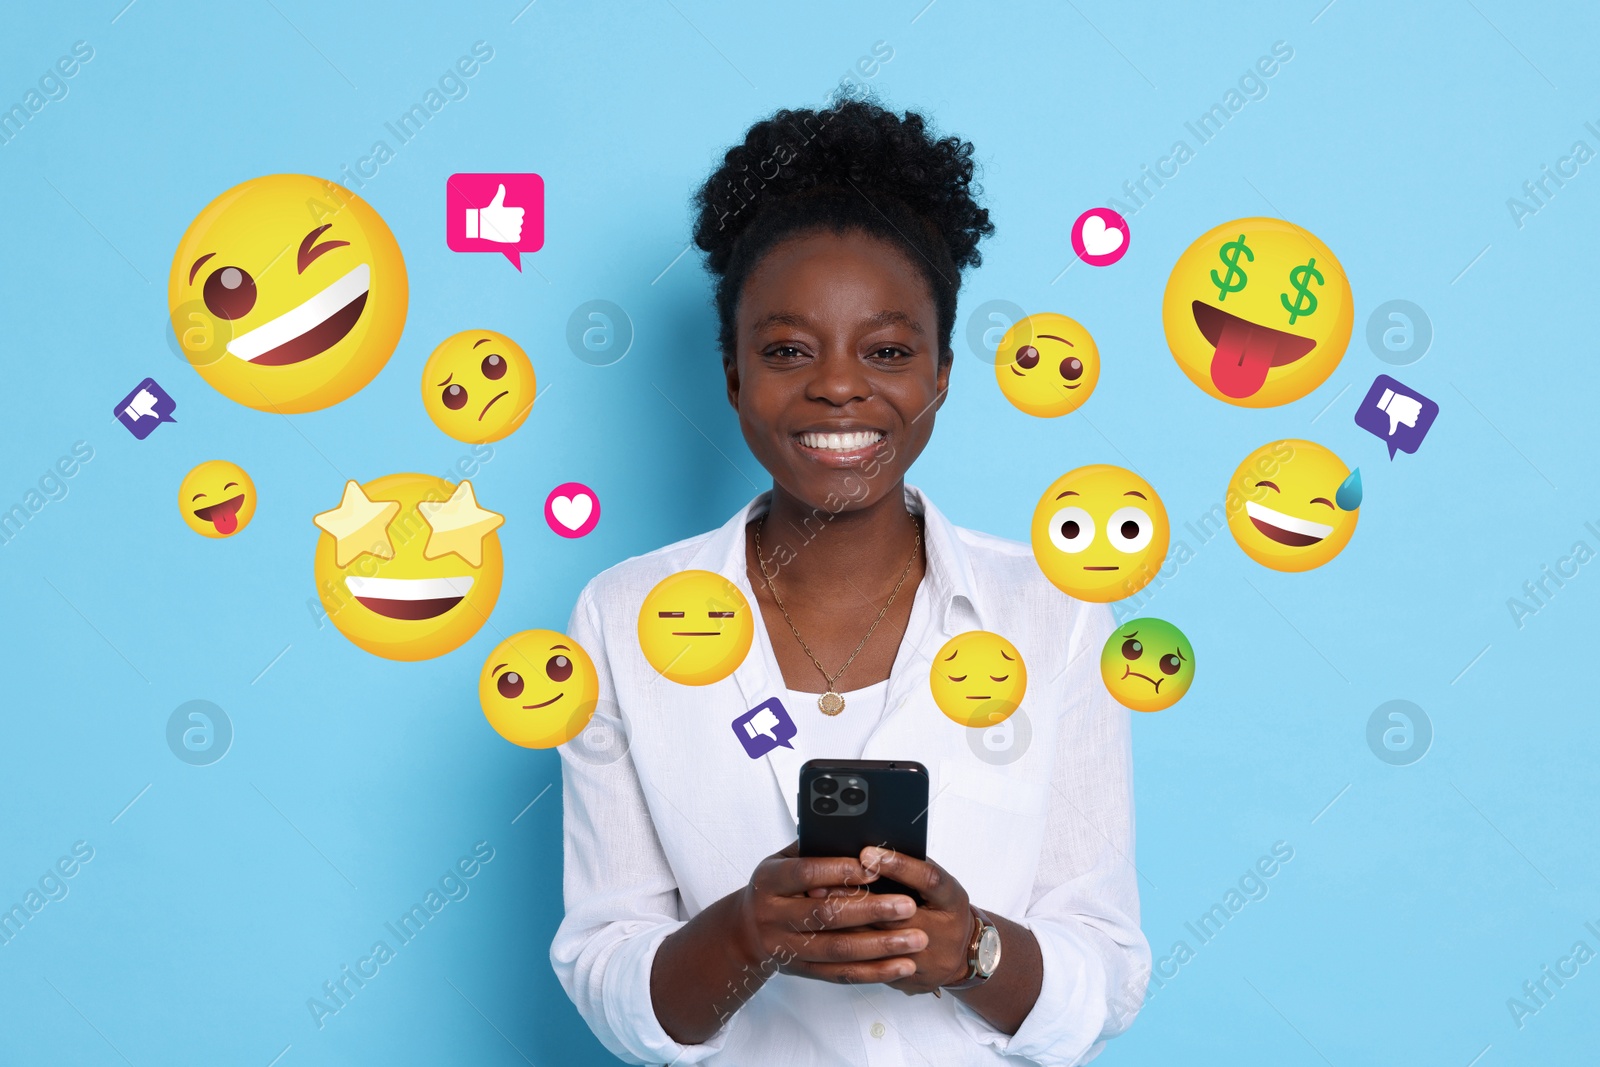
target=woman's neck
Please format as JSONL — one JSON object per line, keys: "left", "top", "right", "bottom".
{"left": 753, "top": 480, "right": 922, "bottom": 600}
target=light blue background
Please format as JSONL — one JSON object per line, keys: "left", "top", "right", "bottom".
{"left": 1, "top": 1, "right": 1596, "bottom": 1064}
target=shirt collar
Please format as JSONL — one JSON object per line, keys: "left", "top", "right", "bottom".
{"left": 687, "top": 483, "right": 986, "bottom": 637}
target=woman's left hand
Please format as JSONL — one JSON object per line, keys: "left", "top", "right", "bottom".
{"left": 856, "top": 846, "right": 975, "bottom": 995}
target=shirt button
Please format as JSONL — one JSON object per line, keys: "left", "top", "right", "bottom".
{"left": 870, "top": 1022, "right": 886, "bottom": 1039}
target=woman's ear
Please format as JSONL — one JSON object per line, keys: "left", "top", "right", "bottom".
{"left": 724, "top": 352, "right": 741, "bottom": 411}
{"left": 933, "top": 351, "right": 952, "bottom": 410}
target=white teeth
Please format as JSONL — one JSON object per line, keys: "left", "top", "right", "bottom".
{"left": 798, "top": 430, "right": 884, "bottom": 452}
{"left": 227, "top": 263, "right": 370, "bottom": 362}
{"left": 1245, "top": 500, "right": 1333, "bottom": 539}
{"left": 344, "top": 575, "right": 474, "bottom": 600}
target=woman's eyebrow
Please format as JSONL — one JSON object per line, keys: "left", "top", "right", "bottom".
{"left": 751, "top": 310, "right": 812, "bottom": 332}
{"left": 863, "top": 309, "right": 922, "bottom": 332}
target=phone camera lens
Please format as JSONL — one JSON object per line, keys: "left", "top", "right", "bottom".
{"left": 813, "top": 777, "right": 838, "bottom": 795}
{"left": 812, "top": 796, "right": 838, "bottom": 815}
{"left": 839, "top": 787, "right": 866, "bottom": 806}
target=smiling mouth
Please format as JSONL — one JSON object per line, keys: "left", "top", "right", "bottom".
{"left": 1121, "top": 666, "right": 1161, "bottom": 691}
{"left": 796, "top": 429, "right": 885, "bottom": 453}
{"left": 344, "top": 574, "right": 473, "bottom": 620}
{"left": 1245, "top": 500, "right": 1333, "bottom": 547}
{"left": 228, "top": 263, "right": 370, "bottom": 366}
{"left": 523, "top": 693, "right": 563, "bottom": 709}
{"left": 192, "top": 494, "right": 244, "bottom": 534}
{"left": 1192, "top": 300, "right": 1317, "bottom": 399}
{"left": 478, "top": 391, "right": 509, "bottom": 420}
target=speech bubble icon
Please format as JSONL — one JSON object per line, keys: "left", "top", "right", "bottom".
{"left": 1353, "top": 374, "right": 1438, "bottom": 459}
{"left": 732, "top": 697, "right": 797, "bottom": 757}
{"left": 114, "top": 377, "right": 178, "bottom": 439}
{"left": 446, "top": 172, "right": 545, "bottom": 271}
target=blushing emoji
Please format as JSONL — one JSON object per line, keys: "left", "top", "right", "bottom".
{"left": 479, "top": 630, "right": 600, "bottom": 748}
{"left": 178, "top": 460, "right": 255, "bottom": 538}
{"left": 1100, "top": 618, "right": 1194, "bottom": 712}
{"left": 421, "top": 329, "right": 536, "bottom": 443}
{"left": 637, "top": 570, "right": 753, "bottom": 686}
{"left": 994, "top": 313, "right": 1100, "bottom": 418}
{"left": 1162, "top": 217, "right": 1352, "bottom": 407}
{"left": 929, "top": 631, "right": 1027, "bottom": 728}
{"left": 312, "top": 474, "right": 503, "bottom": 660}
{"left": 1225, "top": 439, "right": 1361, "bottom": 572}
{"left": 168, "top": 175, "right": 408, "bottom": 413}
{"left": 1031, "top": 465, "right": 1169, "bottom": 603}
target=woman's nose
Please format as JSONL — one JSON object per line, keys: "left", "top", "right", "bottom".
{"left": 804, "top": 347, "right": 870, "bottom": 404}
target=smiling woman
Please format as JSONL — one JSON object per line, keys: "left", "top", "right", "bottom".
{"left": 550, "top": 98, "right": 1150, "bottom": 1067}
{"left": 167, "top": 173, "right": 408, "bottom": 413}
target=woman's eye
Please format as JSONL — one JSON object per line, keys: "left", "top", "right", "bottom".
{"left": 497, "top": 671, "right": 524, "bottom": 698}
{"left": 481, "top": 353, "right": 507, "bottom": 380}
{"left": 203, "top": 265, "right": 257, "bottom": 320}
{"left": 1159, "top": 653, "right": 1182, "bottom": 675}
{"left": 443, "top": 383, "right": 468, "bottom": 410}
{"left": 1047, "top": 507, "right": 1094, "bottom": 553}
{"left": 871, "top": 346, "right": 910, "bottom": 360}
{"left": 767, "top": 345, "right": 805, "bottom": 360}
{"left": 1121, "top": 638, "right": 1142, "bottom": 661}
{"left": 546, "top": 655, "right": 572, "bottom": 682}
{"left": 1106, "top": 506, "right": 1153, "bottom": 553}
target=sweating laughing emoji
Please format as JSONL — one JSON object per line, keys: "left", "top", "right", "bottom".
{"left": 168, "top": 175, "right": 408, "bottom": 413}
{"left": 1163, "top": 217, "right": 1351, "bottom": 408}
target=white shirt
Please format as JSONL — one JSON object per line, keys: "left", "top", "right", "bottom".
{"left": 784, "top": 679, "right": 888, "bottom": 762}
{"left": 551, "top": 486, "right": 1149, "bottom": 1067}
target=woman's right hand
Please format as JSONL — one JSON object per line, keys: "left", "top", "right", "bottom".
{"left": 732, "top": 841, "right": 929, "bottom": 985}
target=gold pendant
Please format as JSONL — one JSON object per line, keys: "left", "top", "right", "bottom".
{"left": 818, "top": 691, "right": 845, "bottom": 716}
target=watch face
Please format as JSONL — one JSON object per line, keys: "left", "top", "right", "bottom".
{"left": 977, "top": 925, "right": 1002, "bottom": 974}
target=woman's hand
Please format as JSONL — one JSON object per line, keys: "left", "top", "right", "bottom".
{"left": 732, "top": 842, "right": 931, "bottom": 986}
{"left": 856, "top": 847, "right": 977, "bottom": 995}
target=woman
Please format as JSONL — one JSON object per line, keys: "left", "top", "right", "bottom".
{"left": 551, "top": 99, "right": 1148, "bottom": 1066}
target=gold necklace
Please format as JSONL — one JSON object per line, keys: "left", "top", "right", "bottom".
{"left": 753, "top": 512, "right": 921, "bottom": 715}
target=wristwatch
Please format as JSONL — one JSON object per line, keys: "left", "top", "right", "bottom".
{"left": 943, "top": 907, "right": 1001, "bottom": 991}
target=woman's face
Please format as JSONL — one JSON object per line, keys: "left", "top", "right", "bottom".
{"left": 726, "top": 229, "right": 948, "bottom": 512}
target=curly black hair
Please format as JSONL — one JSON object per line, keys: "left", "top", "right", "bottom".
{"left": 691, "top": 97, "right": 994, "bottom": 366}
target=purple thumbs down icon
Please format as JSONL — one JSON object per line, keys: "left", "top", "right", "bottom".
{"left": 1354, "top": 374, "right": 1438, "bottom": 459}
{"left": 733, "top": 697, "right": 797, "bottom": 758}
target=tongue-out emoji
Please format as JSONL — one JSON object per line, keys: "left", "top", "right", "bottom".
{"left": 178, "top": 460, "right": 256, "bottom": 539}
{"left": 1162, "top": 218, "right": 1352, "bottom": 408}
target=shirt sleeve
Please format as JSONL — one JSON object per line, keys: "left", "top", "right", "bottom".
{"left": 955, "top": 599, "right": 1151, "bottom": 1066}
{"left": 547, "top": 582, "right": 732, "bottom": 1065}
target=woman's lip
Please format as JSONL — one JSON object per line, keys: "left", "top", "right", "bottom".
{"left": 792, "top": 434, "right": 890, "bottom": 468}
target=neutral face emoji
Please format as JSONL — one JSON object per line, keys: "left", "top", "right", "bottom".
{"left": 168, "top": 175, "right": 408, "bottom": 413}
{"left": 1100, "top": 617, "right": 1194, "bottom": 712}
{"left": 422, "top": 329, "right": 536, "bottom": 443}
{"left": 479, "top": 630, "right": 600, "bottom": 748}
{"left": 637, "top": 570, "right": 753, "bottom": 686}
{"left": 1031, "top": 465, "right": 1170, "bottom": 603}
{"left": 1226, "top": 439, "right": 1361, "bottom": 572}
{"left": 1162, "top": 217, "right": 1352, "bottom": 407}
{"left": 994, "top": 312, "right": 1100, "bottom": 418}
{"left": 312, "top": 473, "right": 503, "bottom": 661}
{"left": 178, "top": 460, "right": 255, "bottom": 538}
{"left": 929, "top": 631, "right": 1027, "bottom": 727}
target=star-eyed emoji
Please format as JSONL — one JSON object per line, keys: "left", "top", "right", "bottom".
{"left": 312, "top": 473, "right": 503, "bottom": 661}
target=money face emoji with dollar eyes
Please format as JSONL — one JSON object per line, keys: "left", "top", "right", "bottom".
{"left": 1161, "top": 217, "right": 1353, "bottom": 408}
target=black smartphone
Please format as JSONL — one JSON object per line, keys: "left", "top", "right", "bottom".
{"left": 797, "top": 759, "right": 929, "bottom": 902}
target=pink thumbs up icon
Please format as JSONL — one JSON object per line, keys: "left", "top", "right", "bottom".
{"left": 446, "top": 173, "right": 545, "bottom": 271}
